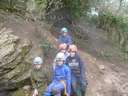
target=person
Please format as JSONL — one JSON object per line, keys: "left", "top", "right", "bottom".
{"left": 58, "top": 43, "right": 70, "bottom": 60}
{"left": 66, "top": 45, "right": 87, "bottom": 96}
{"left": 58, "top": 27, "right": 72, "bottom": 46}
{"left": 43, "top": 52, "right": 71, "bottom": 96}
{"left": 31, "top": 56, "right": 50, "bottom": 96}
{"left": 53, "top": 43, "right": 69, "bottom": 70}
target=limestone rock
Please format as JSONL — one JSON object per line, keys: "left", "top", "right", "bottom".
{"left": 0, "top": 28, "right": 32, "bottom": 90}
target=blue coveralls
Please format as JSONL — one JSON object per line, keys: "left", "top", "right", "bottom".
{"left": 66, "top": 54, "right": 87, "bottom": 96}
{"left": 58, "top": 35, "right": 72, "bottom": 46}
{"left": 43, "top": 64, "right": 71, "bottom": 96}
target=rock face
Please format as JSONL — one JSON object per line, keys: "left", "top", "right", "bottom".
{"left": 0, "top": 27, "right": 32, "bottom": 91}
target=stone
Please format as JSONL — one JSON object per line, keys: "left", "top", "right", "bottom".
{"left": 99, "top": 65, "right": 105, "bottom": 70}
{"left": 0, "top": 28, "right": 32, "bottom": 90}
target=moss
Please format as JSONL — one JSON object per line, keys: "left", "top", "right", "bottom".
{"left": 0, "top": 0, "right": 27, "bottom": 13}
{"left": 40, "top": 38, "right": 57, "bottom": 58}
{"left": 12, "top": 88, "right": 32, "bottom": 96}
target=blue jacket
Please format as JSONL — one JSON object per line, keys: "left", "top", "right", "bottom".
{"left": 66, "top": 54, "right": 87, "bottom": 87}
{"left": 58, "top": 35, "right": 72, "bottom": 45}
{"left": 53, "top": 64, "right": 71, "bottom": 95}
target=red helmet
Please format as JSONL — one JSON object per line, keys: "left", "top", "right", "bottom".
{"left": 58, "top": 43, "right": 67, "bottom": 50}
{"left": 68, "top": 44, "right": 78, "bottom": 52}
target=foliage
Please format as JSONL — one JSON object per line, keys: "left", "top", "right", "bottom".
{"left": 35, "top": 0, "right": 47, "bottom": 13}
{"left": 40, "top": 38, "right": 56, "bottom": 58}
{"left": 63, "top": 0, "right": 89, "bottom": 19}
{"left": 0, "top": 0, "right": 89, "bottom": 19}
{"left": 98, "top": 11, "right": 128, "bottom": 34}
{"left": 95, "top": 11, "right": 128, "bottom": 55}
{"left": 0, "top": 0, "right": 27, "bottom": 12}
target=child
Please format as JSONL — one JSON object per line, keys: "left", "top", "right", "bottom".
{"left": 66, "top": 45, "right": 87, "bottom": 96}
{"left": 31, "top": 57, "right": 49, "bottom": 96}
{"left": 58, "top": 27, "right": 72, "bottom": 46}
{"left": 43, "top": 52, "right": 71, "bottom": 96}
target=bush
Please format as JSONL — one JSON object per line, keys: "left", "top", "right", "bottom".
{"left": 95, "top": 11, "right": 128, "bottom": 55}
{"left": 35, "top": 0, "right": 47, "bottom": 14}
{"left": 63, "top": 0, "right": 89, "bottom": 19}
{"left": 40, "top": 38, "right": 56, "bottom": 58}
{"left": 0, "top": 0, "right": 27, "bottom": 12}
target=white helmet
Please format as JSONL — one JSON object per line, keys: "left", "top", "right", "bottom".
{"left": 61, "top": 27, "right": 68, "bottom": 33}
{"left": 33, "top": 56, "right": 43, "bottom": 65}
{"left": 55, "top": 52, "right": 65, "bottom": 61}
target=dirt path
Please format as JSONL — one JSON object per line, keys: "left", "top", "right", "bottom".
{"left": 80, "top": 50, "right": 128, "bottom": 96}
{"left": 77, "top": 22, "right": 128, "bottom": 96}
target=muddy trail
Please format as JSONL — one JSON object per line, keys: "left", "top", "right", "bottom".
{"left": 76, "top": 22, "right": 128, "bottom": 96}
{"left": 0, "top": 12, "right": 128, "bottom": 96}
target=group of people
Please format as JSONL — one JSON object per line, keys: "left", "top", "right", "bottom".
{"left": 31, "top": 27, "right": 87, "bottom": 96}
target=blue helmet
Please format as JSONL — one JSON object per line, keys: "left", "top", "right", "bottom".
{"left": 61, "top": 27, "right": 68, "bottom": 33}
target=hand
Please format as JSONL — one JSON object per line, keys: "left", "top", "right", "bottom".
{"left": 32, "top": 89, "right": 38, "bottom": 96}
{"left": 66, "top": 93, "right": 70, "bottom": 96}
{"left": 81, "top": 80, "right": 88, "bottom": 88}
{"left": 55, "top": 38, "right": 58, "bottom": 42}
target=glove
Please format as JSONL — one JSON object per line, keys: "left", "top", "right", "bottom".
{"left": 81, "top": 82, "right": 87, "bottom": 92}
{"left": 32, "top": 89, "right": 38, "bottom": 96}
{"left": 66, "top": 93, "right": 70, "bottom": 96}
{"left": 55, "top": 38, "right": 58, "bottom": 42}
{"left": 81, "top": 79, "right": 88, "bottom": 88}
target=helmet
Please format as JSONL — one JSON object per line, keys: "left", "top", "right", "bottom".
{"left": 68, "top": 44, "right": 78, "bottom": 52}
{"left": 58, "top": 43, "right": 67, "bottom": 50}
{"left": 55, "top": 52, "right": 65, "bottom": 61}
{"left": 61, "top": 27, "right": 68, "bottom": 33}
{"left": 33, "top": 57, "right": 43, "bottom": 65}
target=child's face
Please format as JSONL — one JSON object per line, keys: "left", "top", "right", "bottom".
{"left": 63, "top": 32, "right": 68, "bottom": 36}
{"left": 60, "top": 49, "right": 66, "bottom": 53}
{"left": 33, "top": 64, "right": 42, "bottom": 69}
{"left": 56, "top": 59, "right": 64, "bottom": 66}
{"left": 70, "top": 51, "right": 76, "bottom": 57}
